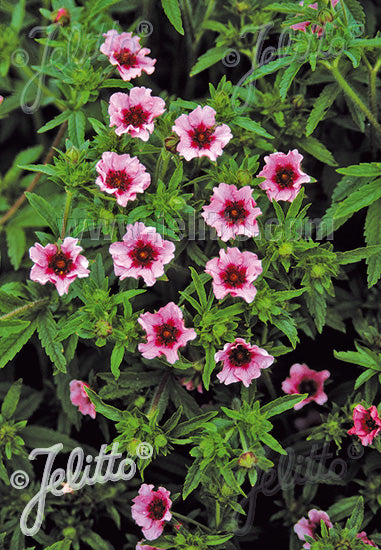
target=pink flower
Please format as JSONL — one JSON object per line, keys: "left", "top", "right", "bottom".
{"left": 29, "top": 237, "right": 90, "bottom": 296}
{"left": 180, "top": 376, "right": 203, "bottom": 394}
{"left": 257, "top": 149, "right": 311, "bottom": 202}
{"left": 172, "top": 105, "right": 232, "bottom": 161}
{"left": 109, "top": 222, "right": 175, "bottom": 286}
{"left": 53, "top": 7, "right": 70, "bottom": 25}
{"left": 131, "top": 484, "right": 172, "bottom": 540}
{"left": 201, "top": 182, "right": 262, "bottom": 242}
{"left": 281, "top": 363, "right": 330, "bottom": 410}
{"left": 136, "top": 544, "right": 163, "bottom": 550}
{"left": 138, "top": 302, "right": 197, "bottom": 364}
{"left": 100, "top": 30, "right": 156, "bottom": 81}
{"left": 205, "top": 247, "right": 262, "bottom": 303}
{"left": 294, "top": 509, "right": 333, "bottom": 549}
{"left": 291, "top": 0, "right": 339, "bottom": 35}
{"left": 356, "top": 532, "right": 379, "bottom": 548}
{"left": 109, "top": 87, "right": 165, "bottom": 141}
{"left": 69, "top": 380, "right": 96, "bottom": 419}
{"left": 348, "top": 405, "right": 381, "bottom": 447}
{"left": 0, "top": 96, "right": 4, "bottom": 105}
{"left": 95, "top": 152, "right": 151, "bottom": 207}
{"left": 215, "top": 338, "right": 274, "bottom": 387}
{"left": 62, "top": 482, "right": 74, "bottom": 494}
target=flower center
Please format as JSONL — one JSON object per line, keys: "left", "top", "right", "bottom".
{"left": 114, "top": 49, "right": 138, "bottom": 68}
{"left": 365, "top": 417, "right": 377, "bottom": 430}
{"left": 191, "top": 125, "right": 214, "bottom": 149}
{"left": 275, "top": 166, "right": 296, "bottom": 189}
{"left": 105, "top": 170, "right": 131, "bottom": 191}
{"left": 147, "top": 496, "right": 166, "bottom": 520}
{"left": 222, "top": 265, "right": 247, "bottom": 288}
{"left": 130, "top": 241, "right": 158, "bottom": 267}
{"left": 229, "top": 345, "right": 252, "bottom": 367}
{"left": 155, "top": 322, "right": 179, "bottom": 347}
{"left": 223, "top": 200, "right": 248, "bottom": 224}
{"left": 123, "top": 106, "right": 148, "bottom": 128}
{"left": 48, "top": 251, "right": 73, "bottom": 276}
{"left": 299, "top": 379, "right": 318, "bottom": 397}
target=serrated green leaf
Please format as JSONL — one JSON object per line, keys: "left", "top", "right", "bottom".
{"left": 279, "top": 62, "right": 301, "bottom": 100}
{"left": 161, "top": 0, "right": 184, "bottom": 35}
{"left": 68, "top": 111, "right": 86, "bottom": 147}
{"left": 190, "top": 46, "right": 227, "bottom": 76}
{"left": 38, "top": 111, "right": 71, "bottom": 133}
{"left": 202, "top": 345, "right": 216, "bottom": 390}
{"left": 334, "top": 178, "right": 381, "bottom": 218}
{"left": 0, "top": 321, "right": 37, "bottom": 369}
{"left": 84, "top": 387, "right": 123, "bottom": 421}
{"left": 6, "top": 226, "right": 26, "bottom": 270}
{"left": 296, "top": 137, "right": 337, "bottom": 166}
{"left": 337, "top": 163, "right": 381, "bottom": 176}
{"left": 234, "top": 116, "right": 273, "bottom": 139}
{"left": 260, "top": 393, "right": 307, "bottom": 418}
{"left": 25, "top": 192, "right": 59, "bottom": 235}
{"left": 259, "top": 432, "right": 287, "bottom": 455}
{"left": 306, "top": 84, "right": 340, "bottom": 136}
{"left": 365, "top": 200, "right": 381, "bottom": 287}
{"left": 1, "top": 379, "right": 23, "bottom": 419}
{"left": 244, "top": 56, "right": 293, "bottom": 84}
{"left": 110, "top": 343, "right": 124, "bottom": 380}
{"left": 183, "top": 458, "right": 203, "bottom": 498}
{"left": 37, "top": 311, "right": 67, "bottom": 373}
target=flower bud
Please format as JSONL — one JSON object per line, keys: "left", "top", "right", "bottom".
{"left": 237, "top": 169, "right": 252, "bottom": 186}
{"left": 62, "top": 527, "right": 76, "bottom": 539}
{"left": 311, "top": 264, "right": 326, "bottom": 278}
{"left": 278, "top": 242, "right": 293, "bottom": 256}
{"left": 318, "top": 8, "right": 334, "bottom": 25}
{"left": 154, "top": 434, "right": 167, "bottom": 448}
{"left": 94, "top": 319, "right": 113, "bottom": 338}
{"left": 164, "top": 134, "right": 180, "bottom": 154}
{"left": 238, "top": 451, "right": 257, "bottom": 469}
{"left": 53, "top": 7, "right": 71, "bottom": 26}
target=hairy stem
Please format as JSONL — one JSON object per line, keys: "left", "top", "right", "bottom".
{"left": 172, "top": 511, "right": 213, "bottom": 532}
{"left": 0, "top": 298, "right": 50, "bottom": 321}
{"left": 0, "top": 121, "right": 68, "bottom": 227}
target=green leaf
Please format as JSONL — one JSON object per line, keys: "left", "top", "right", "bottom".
{"left": 6, "top": 225, "right": 26, "bottom": 270}
{"left": 354, "top": 369, "right": 375, "bottom": 390}
{"left": 1, "top": 379, "right": 23, "bottom": 419}
{"left": 161, "top": 0, "right": 184, "bottom": 35}
{"left": 81, "top": 532, "right": 111, "bottom": 550}
{"left": 68, "top": 111, "right": 86, "bottom": 147}
{"left": 204, "top": 534, "right": 234, "bottom": 546}
{"left": 306, "top": 84, "right": 340, "bottom": 136}
{"left": 365, "top": 200, "right": 381, "bottom": 287}
{"left": 345, "top": 496, "right": 364, "bottom": 531}
{"left": 21, "top": 426, "right": 79, "bottom": 452}
{"left": 11, "top": 0, "right": 26, "bottom": 32}
{"left": 190, "top": 47, "right": 227, "bottom": 76}
{"left": 183, "top": 458, "right": 203, "bottom": 498}
{"left": 260, "top": 394, "right": 307, "bottom": 418}
{"left": 233, "top": 116, "right": 273, "bottom": 139}
{"left": 110, "top": 343, "right": 124, "bottom": 380}
{"left": 337, "top": 245, "right": 381, "bottom": 265}
{"left": 336, "top": 163, "right": 381, "bottom": 176}
{"left": 279, "top": 62, "right": 301, "bottom": 100}
{"left": 296, "top": 137, "right": 337, "bottom": 166}
{"left": 0, "top": 321, "right": 37, "bottom": 369}
{"left": 37, "top": 311, "right": 67, "bottom": 373}
{"left": 25, "top": 192, "right": 60, "bottom": 235}
{"left": 272, "top": 315, "right": 298, "bottom": 347}
{"left": 259, "top": 432, "right": 287, "bottom": 455}
{"left": 189, "top": 266, "right": 207, "bottom": 311}
{"left": 334, "top": 178, "right": 381, "bottom": 219}
{"left": 244, "top": 57, "right": 293, "bottom": 84}
{"left": 38, "top": 111, "right": 71, "bottom": 133}
{"left": 84, "top": 387, "right": 123, "bottom": 421}
{"left": 202, "top": 345, "right": 216, "bottom": 390}
{"left": 344, "top": 0, "right": 365, "bottom": 23}
{"left": 45, "top": 541, "right": 72, "bottom": 550}
{"left": 171, "top": 411, "right": 218, "bottom": 438}
{"left": 90, "top": 253, "right": 106, "bottom": 288}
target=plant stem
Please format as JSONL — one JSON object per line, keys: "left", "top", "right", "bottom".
{"left": 262, "top": 369, "right": 277, "bottom": 401}
{"left": 215, "top": 500, "right": 221, "bottom": 529}
{"left": 327, "top": 62, "right": 381, "bottom": 135}
{"left": 172, "top": 511, "right": 213, "bottom": 532}
{"left": 147, "top": 370, "right": 171, "bottom": 418}
{"left": 60, "top": 191, "right": 74, "bottom": 240}
{"left": 0, "top": 298, "right": 50, "bottom": 321}
{"left": 0, "top": 121, "right": 68, "bottom": 227}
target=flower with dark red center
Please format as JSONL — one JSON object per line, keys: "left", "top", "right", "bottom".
{"left": 100, "top": 30, "right": 156, "bottom": 81}
{"left": 109, "top": 88, "right": 165, "bottom": 141}
{"left": 109, "top": 222, "right": 175, "bottom": 287}
{"left": 258, "top": 149, "right": 311, "bottom": 202}
{"left": 69, "top": 380, "right": 96, "bottom": 419}
{"left": 294, "top": 509, "right": 333, "bottom": 550}
{"left": 348, "top": 404, "right": 381, "bottom": 447}
{"left": 95, "top": 152, "right": 151, "bottom": 207}
{"left": 205, "top": 247, "right": 262, "bottom": 303}
{"left": 172, "top": 105, "right": 232, "bottom": 161}
{"left": 29, "top": 237, "right": 90, "bottom": 296}
{"left": 131, "top": 484, "right": 172, "bottom": 540}
{"left": 281, "top": 363, "right": 330, "bottom": 410}
{"left": 138, "top": 302, "right": 197, "bottom": 364}
{"left": 202, "top": 182, "right": 262, "bottom": 242}
{"left": 215, "top": 338, "right": 274, "bottom": 387}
